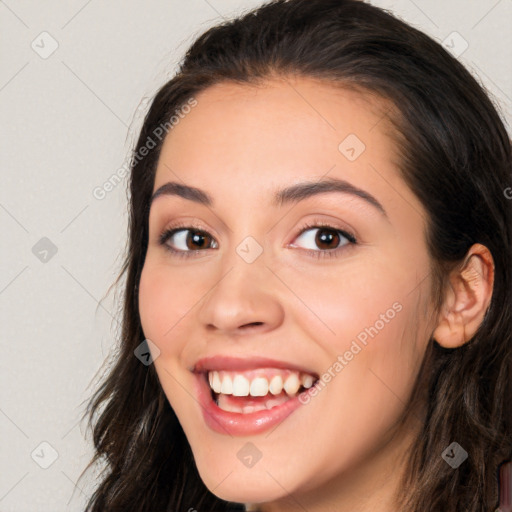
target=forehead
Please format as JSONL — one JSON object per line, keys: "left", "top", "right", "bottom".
{"left": 153, "top": 77, "right": 398, "bottom": 189}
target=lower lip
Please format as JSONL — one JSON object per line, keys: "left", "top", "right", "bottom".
{"left": 193, "top": 373, "right": 310, "bottom": 436}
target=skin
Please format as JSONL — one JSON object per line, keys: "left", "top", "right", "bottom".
{"left": 138, "top": 77, "right": 494, "bottom": 511}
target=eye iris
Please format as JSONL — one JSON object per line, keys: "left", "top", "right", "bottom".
{"left": 316, "top": 228, "right": 340, "bottom": 250}
{"left": 187, "top": 230, "right": 211, "bottom": 250}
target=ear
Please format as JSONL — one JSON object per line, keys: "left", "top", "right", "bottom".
{"left": 433, "top": 243, "right": 494, "bottom": 348}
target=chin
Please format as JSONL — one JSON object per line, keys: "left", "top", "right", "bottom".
{"left": 203, "top": 472, "right": 289, "bottom": 505}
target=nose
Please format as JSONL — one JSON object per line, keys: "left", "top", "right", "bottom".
{"left": 197, "top": 251, "right": 285, "bottom": 336}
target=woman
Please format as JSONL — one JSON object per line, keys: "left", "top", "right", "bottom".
{"left": 81, "top": 0, "right": 512, "bottom": 510}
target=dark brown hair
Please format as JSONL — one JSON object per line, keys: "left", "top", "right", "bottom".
{"left": 80, "top": 1, "right": 512, "bottom": 510}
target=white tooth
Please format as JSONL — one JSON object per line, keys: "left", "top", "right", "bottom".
{"left": 269, "top": 375, "right": 283, "bottom": 395}
{"left": 252, "top": 403, "right": 269, "bottom": 413}
{"left": 217, "top": 393, "right": 243, "bottom": 413}
{"left": 250, "top": 377, "right": 269, "bottom": 397}
{"left": 212, "top": 371, "right": 222, "bottom": 393}
{"left": 220, "top": 373, "right": 233, "bottom": 395}
{"left": 232, "top": 374, "right": 250, "bottom": 396}
{"left": 283, "top": 373, "right": 300, "bottom": 396}
{"left": 221, "top": 402, "right": 243, "bottom": 413}
{"left": 266, "top": 397, "right": 284, "bottom": 410}
{"left": 208, "top": 372, "right": 214, "bottom": 388}
{"left": 301, "top": 374, "right": 314, "bottom": 389}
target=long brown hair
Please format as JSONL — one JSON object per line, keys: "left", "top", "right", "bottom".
{"left": 81, "top": 1, "right": 512, "bottom": 510}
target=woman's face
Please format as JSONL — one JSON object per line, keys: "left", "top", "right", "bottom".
{"left": 138, "top": 77, "right": 438, "bottom": 508}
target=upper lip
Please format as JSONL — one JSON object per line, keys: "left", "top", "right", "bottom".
{"left": 192, "top": 356, "right": 319, "bottom": 377}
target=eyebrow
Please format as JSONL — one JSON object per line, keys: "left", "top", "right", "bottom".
{"left": 150, "top": 177, "right": 388, "bottom": 218}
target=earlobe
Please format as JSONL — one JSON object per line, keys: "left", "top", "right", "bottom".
{"left": 433, "top": 243, "right": 494, "bottom": 349}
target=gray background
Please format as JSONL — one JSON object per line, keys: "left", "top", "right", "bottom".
{"left": 1, "top": 0, "right": 511, "bottom": 510}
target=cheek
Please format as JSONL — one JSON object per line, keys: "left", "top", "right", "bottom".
{"left": 281, "top": 254, "right": 431, "bottom": 435}
{"left": 138, "top": 261, "right": 201, "bottom": 418}
{"left": 138, "top": 263, "right": 171, "bottom": 343}
{"left": 138, "top": 261, "right": 199, "bottom": 356}
{"left": 280, "top": 247, "right": 430, "bottom": 358}
{"left": 323, "top": 283, "right": 430, "bottom": 434}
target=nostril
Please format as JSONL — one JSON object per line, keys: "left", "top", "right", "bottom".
{"left": 242, "top": 322, "right": 263, "bottom": 328}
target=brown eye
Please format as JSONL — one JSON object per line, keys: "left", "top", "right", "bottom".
{"left": 185, "top": 230, "right": 214, "bottom": 250}
{"left": 293, "top": 226, "right": 352, "bottom": 251}
{"left": 314, "top": 228, "right": 341, "bottom": 250}
{"left": 160, "top": 228, "right": 219, "bottom": 253}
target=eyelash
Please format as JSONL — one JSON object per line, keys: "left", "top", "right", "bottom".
{"left": 157, "top": 220, "right": 357, "bottom": 260}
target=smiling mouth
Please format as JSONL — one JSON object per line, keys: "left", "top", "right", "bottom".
{"left": 205, "top": 368, "right": 319, "bottom": 414}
